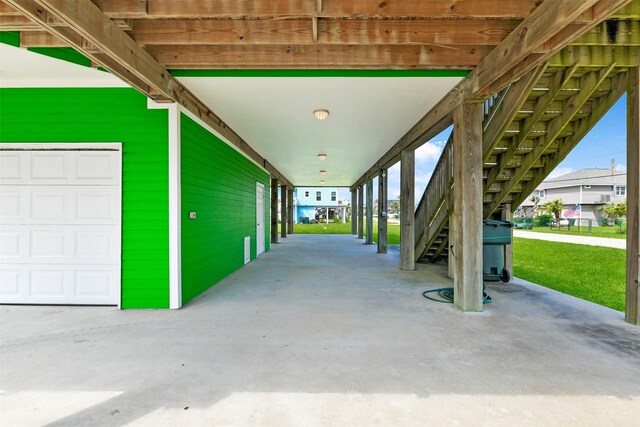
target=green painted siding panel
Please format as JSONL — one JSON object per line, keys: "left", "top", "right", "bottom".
{"left": 181, "top": 113, "right": 270, "bottom": 304}
{"left": 0, "top": 88, "right": 170, "bottom": 308}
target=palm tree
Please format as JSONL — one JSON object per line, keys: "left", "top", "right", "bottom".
{"left": 541, "top": 198, "right": 564, "bottom": 228}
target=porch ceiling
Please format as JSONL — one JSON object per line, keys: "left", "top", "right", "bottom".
{"left": 178, "top": 74, "right": 463, "bottom": 186}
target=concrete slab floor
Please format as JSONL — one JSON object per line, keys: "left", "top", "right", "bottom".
{"left": 1, "top": 234, "right": 639, "bottom": 427}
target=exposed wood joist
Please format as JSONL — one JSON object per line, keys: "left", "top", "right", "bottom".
{"left": 145, "top": 44, "right": 492, "bottom": 69}
{"left": 19, "top": 29, "right": 65, "bottom": 46}
{"left": 2, "top": 0, "right": 293, "bottom": 188}
{"left": 125, "top": 18, "right": 519, "bottom": 47}
{"left": 91, "top": 0, "right": 543, "bottom": 19}
{"left": 352, "top": 0, "right": 632, "bottom": 190}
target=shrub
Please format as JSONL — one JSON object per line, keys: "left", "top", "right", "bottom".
{"left": 534, "top": 213, "right": 553, "bottom": 227}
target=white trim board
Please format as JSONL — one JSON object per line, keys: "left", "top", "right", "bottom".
{"left": 147, "top": 100, "right": 182, "bottom": 309}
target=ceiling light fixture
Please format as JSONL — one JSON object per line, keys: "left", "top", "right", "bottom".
{"left": 320, "top": 180, "right": 326, "bottom": 184}
{"left": 319, "top": 170, "right": 326, "bottom": 175}
{"left": 314, "top": 109, "right": 330, "bottom": 120}
{"left": 317, "top": 153, "right": 327, "bottom": 161}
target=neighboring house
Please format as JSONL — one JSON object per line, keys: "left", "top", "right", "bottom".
{"left": 519, "top": 168, "right": 627, "bottom": 223}
{"left": 294, "top": 187, "right": 348, "bottom": 223}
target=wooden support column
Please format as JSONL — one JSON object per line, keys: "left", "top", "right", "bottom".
{"left": 351, "top": 190, "right": 357, "bottom": 234}
{"left": 365, "top": 178, "right": 374, "bottom": 245}
{"left": 627, "top": 66, "right": 640, "bottom": 326}
{"left": 378, "top": 169, "right": 388, "bottom": 254}
{"left": 448, "top": 213, "right": 456, "bottom": 279}
{"left": 357, "top": 186, "right": 364, "bottom": 239}
{"left": 502, "top": 203, "right": 513, "bottom": 279}
{"left": 287, "top": 188, "right": 294, "bottom": 235}
{"left": 453, "top": 102, "right": 484, "bottom": 312}
{"left": 280, "top": 184, "right": 287, "bottom": 238}
{"left": 270, "top": 179, "right": 279, "bottom": 244}
{"left": 400, "top": 149, "right": 415, "bottom": 270}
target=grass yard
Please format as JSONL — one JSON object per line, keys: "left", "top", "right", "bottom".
{"left": 513, "top": 237, "right": 626, "bottom": 311}
{"left": 522, "top": 225, "right": 626, "bottom": 239}
{"left": 291, "top": 220, "right": 401, "bottom": 244}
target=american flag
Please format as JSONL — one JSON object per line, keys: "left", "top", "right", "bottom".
{"left": 563, "top": 204, "right": 581, "bottom": 218}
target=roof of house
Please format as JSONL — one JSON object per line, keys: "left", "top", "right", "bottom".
{"left": 537, "top": 168, "right": 627, "bottom": 190}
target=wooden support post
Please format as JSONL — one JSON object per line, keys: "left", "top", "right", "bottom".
{"left": 280, "top": 184, "right": 287, "bottom": 238}
{"left": 453, "top": 102, "right": 484, "bottom": 312}
{"left": 271, "top": 179, "right": 279, "bottom": 244}
{"left": 448, "top": 213, "right": 455, "bottom": 279}
{"left": 357, "top": 186, "right": 364, "bottom": 239}
{"left": 378, "top": 169, "right": 388, "bottom": 254}
{"left": 400, "top": 149, "right": 415, "bottom": 270}
{"left": 365, "top": 178, "right": 374, "bottom": 245}
{"left": 351, "top": 190, "right": 357, "bottom": 235}
{"left": 627, "top": 66, "right": 640, "bottom": 326}
{"left": 502, "top": 203, "right": 513, "bottom": 279}
{"left": 287, "top": 188, "right": 294, "bottom": 234}
{"left": 342, "top": 207, "right": 346, "bottom": 224}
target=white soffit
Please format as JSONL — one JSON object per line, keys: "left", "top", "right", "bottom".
{"left": 0, "top": 43, "right": 127, "bottom": 88}
{"left": 178, "top": 76, "right": 462, "bottom": 186}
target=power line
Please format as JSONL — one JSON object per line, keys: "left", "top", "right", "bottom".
{"left": 545, "top": 172, "right": 627, "bottom": 184}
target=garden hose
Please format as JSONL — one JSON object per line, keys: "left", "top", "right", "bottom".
{"left": 422, "top": 284, "right": 493, "bottom": 304}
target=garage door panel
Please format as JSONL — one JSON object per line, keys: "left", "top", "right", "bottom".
{"left": 0, "top": 225, "right": 119, "bottom": 264}
{"left": 0, "top": 146, "right": 121, "bottom": 306}
{"left": 0, "top": 187, "right": 120, "bottom": 225}
{"left": 0, "top": 153, "right": 23, "bottom": 179}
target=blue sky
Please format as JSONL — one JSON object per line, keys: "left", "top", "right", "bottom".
{"left": 338, "top": 95, "right": 628, "bottom": 204}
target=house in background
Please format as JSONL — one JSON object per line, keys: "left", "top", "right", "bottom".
{"left": 518, "top": 168, "right": 627, "bottom": 223}
{"left": 294, "top": 187, "right": 348, "bottom": 224}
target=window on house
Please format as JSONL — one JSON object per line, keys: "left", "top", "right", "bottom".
{"left": 616, "top": 186, "right": 626, "bottom": 196}
{"left": 584, "top": 185, "right": 591, "bottom": 189}
{"left": 331, "top": 191, "right": 337, "bottom": 202}
{"left": 537, "top": 189, "right": 546, "bottom": 198}
{"left": 316, "top": 191, "right": 322, "bottom": 201}
{"left": 304, "top": 191, "right": 309, "bottom": 197}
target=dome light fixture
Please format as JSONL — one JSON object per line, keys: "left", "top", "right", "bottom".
{"left": 320, "top": 180, "right": 326, "bottom": 184}
{"left": 314, "top": 109, "right": 330, "bottom": 120}
{"left": 317, "top": 153, "right": 327, "bottom": 161}
{"left": 319, "top": 170, "right": 326, "bottom": 175}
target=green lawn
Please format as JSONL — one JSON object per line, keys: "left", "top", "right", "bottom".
{"left": 520, "top": 225, "right": 627, "bottom": 239}
{"left": 513, "top": 237, "right": 626, "bottom": 311}
{"left": 291, "top": 220, "right": 401, "bottom": 244}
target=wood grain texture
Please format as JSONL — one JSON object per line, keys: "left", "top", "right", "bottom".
{"left": 280, "top": 184, "right": 287, "bottom": 238}
{"left": 351, "top": 190, "right": 357, "bottom": 235}
{"left": 357, "top": 185, "right": 364, "bottom": 239}
{"left": 626, "top": 66, "right": 640, "bottom": 325}
{"left": 271, "top": 179, "right": 279, "bottom": 244}
{"left": 400, "top": 149, "right": 415, "bottom": 270}
{"left": 453, "top": 102, "right": 483, "bottom": 312}
{"left": 365, "top": 178, "right": 374, "bottom": 245}
{"left": 287, "top": 188, "right": 294, "bottom": 235}
{"left": 377, "top": 168, "right": 387, "bottom": 254}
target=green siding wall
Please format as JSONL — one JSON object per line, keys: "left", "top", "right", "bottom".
{"left": 181, "top": 113, "right": 270, "bottom": 304}
{"left": 0, "top": 88, "right": 170, "bottom": 308}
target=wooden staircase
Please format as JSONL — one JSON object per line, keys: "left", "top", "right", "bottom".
{"left": 415, "top": 59, "right": 631, "bottom": 263}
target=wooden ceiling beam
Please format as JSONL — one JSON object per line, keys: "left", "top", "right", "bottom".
{"left": 89, "top": 0, "right": 542, "bottom": 19}
{"left": 145, "top": 44, "right": 491, "bottom": 69}
{"left": 129, "top": 18, "right": 519, "bottom": 47}
{"left": 19, "top": 29, "right": 65, "bottom": 46}
{"left": 0, "top": 14, "right": 38, "bottom": 30}
{"left": 3, "top": 0, "right": 293, "bottom": 188}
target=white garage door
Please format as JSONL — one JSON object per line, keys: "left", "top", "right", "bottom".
{"left": 0, "top": 144, "right": 122, "bottom": 305}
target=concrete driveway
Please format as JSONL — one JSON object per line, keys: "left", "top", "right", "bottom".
{"left": 1, "top": 234, "right": 639, "bottom": 426}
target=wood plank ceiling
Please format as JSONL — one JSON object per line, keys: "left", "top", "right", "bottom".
{"left": 1, "top": 0, "right": 638, "bottom": 70}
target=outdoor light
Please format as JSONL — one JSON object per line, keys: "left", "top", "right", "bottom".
{"left": 317, "top": 153, "right": 327, "bottom": 160}
{"left": 320, "top": 180, "right": 326, "bottom": 184}
{"left": 320, "top": 170, "right": 326, "bottom": 175}
{"left": 314, "top": 109, "right": 330, "bottom": 120}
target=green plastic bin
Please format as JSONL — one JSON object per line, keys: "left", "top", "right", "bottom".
{"left": 482, "top": 220, "right": 514, "bottom": 282}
